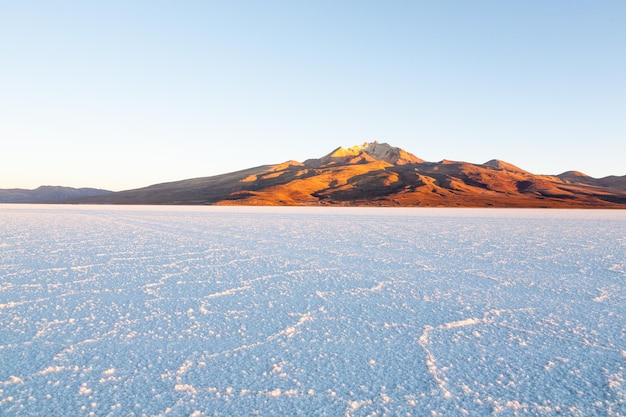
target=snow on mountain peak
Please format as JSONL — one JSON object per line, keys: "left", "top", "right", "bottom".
{"left": 311, "top": 141, "right": 423, "bottom": 166}
{"left": 360, "top": 141, "right": 423, "bottom": 165}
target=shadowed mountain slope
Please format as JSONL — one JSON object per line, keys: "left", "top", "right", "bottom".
{"left": 0, "top": 186, "right": 112, "bottom": 203}
{"left": 72, "top": 142, "right": 626, "bottom": 207}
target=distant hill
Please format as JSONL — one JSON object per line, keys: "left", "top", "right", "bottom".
{"left": 70, "top": 142, "right": 626, "bottom": 208}
{"left": 0, "top": 186, "right": 112, "bottom": 203}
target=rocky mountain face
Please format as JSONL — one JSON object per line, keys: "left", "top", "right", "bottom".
{"left": 71, "top": 142, "right": 626, "bottom": 208}
{"left": 0, "top": 186, "right": 112, "bottom": 203}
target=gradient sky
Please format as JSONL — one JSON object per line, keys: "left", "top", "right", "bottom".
{"left": 2, "top": 1, "right": 625, "bottom": 191}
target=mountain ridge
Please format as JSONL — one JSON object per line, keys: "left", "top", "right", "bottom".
{"left": 4, "top": 142, "right": 626, "bottom": 207}
{"left": 0, "top": 186, "right": 112, "bottom": 203}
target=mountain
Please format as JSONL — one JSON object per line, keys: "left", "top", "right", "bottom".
{"left": 0, "top": 186, "right": 112, "bottom": 203}
{"left": 70, "top": 142, "right": 626, "bottom": 208}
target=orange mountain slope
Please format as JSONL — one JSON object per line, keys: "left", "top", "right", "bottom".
{"left": 78, "top": 142, "right": 626, "bottom": 207}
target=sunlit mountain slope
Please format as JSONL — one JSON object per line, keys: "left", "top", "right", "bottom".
{"left": 75, "top": 142, "right": 626, "bottom": 207}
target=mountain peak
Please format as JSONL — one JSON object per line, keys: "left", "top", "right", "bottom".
{"left": 482, "top": 159, "right": 529, "bottom": 174}
{"left": 360, "top": 141, "right": 424, "bottom": 165}
{"left": 559, "top": 170, "right": 590, "bottom": 178}
{"left": 308, "top": 141, "right": 423, "bottom": 167}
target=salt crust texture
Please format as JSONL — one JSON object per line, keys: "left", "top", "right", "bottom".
{"left": 0, "top": 206, "right": 624, "bottom": 416}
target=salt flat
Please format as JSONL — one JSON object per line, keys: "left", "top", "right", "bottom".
{"left": 1, "top": 205, "right": 624, "bottom": 416}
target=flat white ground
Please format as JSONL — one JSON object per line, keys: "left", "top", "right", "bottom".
{"left": 0, "top": 205, "right": 624, "bottom": 416}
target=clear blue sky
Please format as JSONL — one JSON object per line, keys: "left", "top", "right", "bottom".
{"left": 2, "top": 1, "right": 625, "bottom": 191}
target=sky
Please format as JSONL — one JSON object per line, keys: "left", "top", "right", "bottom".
{"left": 1, "top": 1, "right": 625, "bottom": 191}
